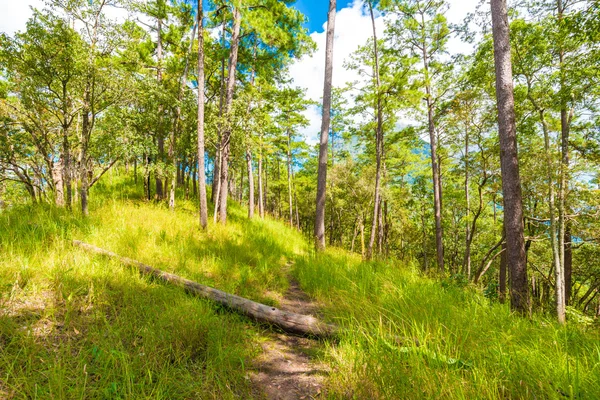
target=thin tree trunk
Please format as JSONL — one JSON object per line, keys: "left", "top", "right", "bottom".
{"left": 287, "top": 129, "right": 293, "bottom": 226}
{"left": 557, "top": 0, "right": 574, "bottom": 309}
{"left": 212, "top": 21, "right": 226, "bottom": 204}
{"left": 246, "top": 150, "right": 255, "bottom": 218}
{"left": 360, "top": 215, "right": 365, "bottom": 258}
{"left": 197, "top": 0, "right": 208, "bottom": 229}
{"left": 156, "top": 17, "right": 164, "bottom": 200}
{"left": 490, "top": 0, "right": 529, "bottom": 313}
{"left": 315, "top": 0, "right": 336, "bottom": 251}
{"left": 423, "top": 60, "right": 443, "bottom": 272}
{"left": 564, "top": 224, "right": 572, "bottom": 305}
{"left": 171, "top": 22, "right": 198, "bottom": 211}
{"left": 258, "top": 138, "right": 264, "bottom": 218}
{"left": 52, "top": 160, "right": 65, "bottom": 207}
{"left": 464, "top": 123, "right": 470, "bottom": 276}
{"left": 499, "top": 234, "right": 507, "bottom": 303}
{"left": 541, "top": 109, "right": 565, "bottom": 323}
{"left": 366, "top": 0, "right": 382, "bottom": 261}
{"left": 218, "top": 7, "right": 242, "bottom": 224}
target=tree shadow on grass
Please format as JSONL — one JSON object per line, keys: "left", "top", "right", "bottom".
{"left": 0, "top": 260, "right": 256, "bottom": 399}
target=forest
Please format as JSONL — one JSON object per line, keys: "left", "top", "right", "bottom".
{"left": 0, "top": 0, "right": 599, "bottom": 398}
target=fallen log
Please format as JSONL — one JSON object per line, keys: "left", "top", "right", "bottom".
{"left": 72, "top": 240, "right": 337, "bottom": 337}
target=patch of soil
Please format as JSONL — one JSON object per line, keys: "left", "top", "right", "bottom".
{"left": 249, "top": 276, "right": 329, "bottom": 400}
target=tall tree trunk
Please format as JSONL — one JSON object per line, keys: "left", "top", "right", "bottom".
{"left": 247, "top": 150, "right": 255, "bottom": 218}
{"left": 540, "top": 109, "right": 565, "bottom": 323}
{"left": 245, "top": 42, "right": 257, "bottom": 220}
{"left": 212, "top": 20, "right": 226, "bottom": 205}
{"left": 170, "top": 22, "right": 198, "bottom": 211}
{"left": 258, "top": 137, "right": 264, "bottom": 218}
{"left": 314, "top": 0, "right": 336, "bottom": 251}
{"left": 197, "top": 0, "right": 208, "bottom": 229}
{"left": 490, "top": 0, "right": 528, "bottom": 314}
{"left": 144, "top": 153, "right": 150, "bottom": 200}
{"left": 287, "top": 129, "right": 294, "bottom": 226}
{"left": 423, "top": 57, "right": 444, "bottom": 272}
{"left": 156, "top": 17, "right": 164, "bottom": 200}
{"left": 366, "top": 0, "right": 382, "bottom": 260}
{"left": 217, "top": 7, "right": 241, "bottom": 224}
{"left": 360, "top": 215, "right": 365, "bottom": 258}
{"left": 464, "top": 123, "right": 470, "bottom": 276}
{"left": 557, "top": 0, "right": 573, "bottom": 308}
{"left": 294, "top": 173, "right": 300, "bottom": 229}
{"left": 80, "top": 107, "right": 90, "bottom": 216}
{"left": 264, "top": 158, "right": 269, "bottom": 214}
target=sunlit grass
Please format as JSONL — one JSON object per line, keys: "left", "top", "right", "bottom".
{"left": 1, "top": 172, "right": 599, "bottom": 398}
{"left": 0, "top": 173, "right": 307, "bottom": 399}
{"left": 294, "top": 250, "right": 600, "bottom": 399}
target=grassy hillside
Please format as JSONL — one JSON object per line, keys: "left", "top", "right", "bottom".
{"left": 0, "top": 175, "right": 307, "bottom": 399}
{"left": 1, "top": 174, "right": 599, "bottom": 399}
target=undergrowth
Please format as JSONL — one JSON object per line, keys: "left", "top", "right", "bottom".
{"left": 1, "top": 172, "right": 599, "bottom": 399}
{"left": 294, "top": 250, "right": 600, "bottom": 399}
{"left": 0, "top": 173, "right": 306, "bottom": 399}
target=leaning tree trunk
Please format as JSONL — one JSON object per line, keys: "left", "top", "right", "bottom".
{"left": 314, "top": 0, "right": 336, "bottom": 251}
{"left": 197, "top": 0, "right": 208, "bottom": 229}
{"left": 217, "top": 7, "right": 242, "bottom": 224}
{"left": 490, "top": 0, "right": 528, "bottom": 314}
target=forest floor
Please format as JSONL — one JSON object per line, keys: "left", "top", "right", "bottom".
{"left": 249, "top": 268, "right": 329, "bottom": 399}
{"left": 1, "top": 173, "right": 599, "bottom": 399}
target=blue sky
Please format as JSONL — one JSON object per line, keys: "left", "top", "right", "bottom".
{"left": 293, "top": 0, "right": 354, "bottom": 33}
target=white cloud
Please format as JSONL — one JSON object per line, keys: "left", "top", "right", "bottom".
{"left": 0, "top": 0, "right": 44, "bottom": 35}
{"left": 0, "top": 0, "right": 132, "bottom": 36}
{"left": 290, "top": 0, "right": 480, "bottom": 145}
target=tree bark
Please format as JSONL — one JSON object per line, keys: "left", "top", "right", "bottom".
{"left": 423, "top": 55, "right": 443, "bottom": 273}
{"left": 156, "top": 17, "right": 164, "bottom": 200}
{"left": 52, "top": 160, "right": 65, "bottom": 207}
{"left": 195, "top": 0, "right": 208, "bottom": 229}
{"left": 217, "top": 7, "right": 242, "bottom": 224}
{"left": 170, "top": 22, "right": 198, "bottom": 211}
{"left": 366, "top": 0, "right": 382, "bottom": 261}
{"left": 314, "top": 0, "right": 336, "bottom": 251}
{"left": 258, "top": 138, "right": 265, "bottom": 218}
{"left": 287, "top": 129, "right": 294, "bottom": 226}
{"left": 490, "top": 0, "right": 529, "bottom": 313}
{"left": 73, "top": 240, "right": 337, "bottom": 337}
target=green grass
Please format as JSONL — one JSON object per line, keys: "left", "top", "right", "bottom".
{"left": 294, "top": 250, "right": 600, "bottom": 399}
{"left": 1, "top": 172, "right": 599, "bottom": 399}
{"left": 0, "top": 173, "right": 307, "bottom": 399}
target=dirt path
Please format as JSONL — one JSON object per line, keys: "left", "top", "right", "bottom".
{"left": 249, "top": 274, "right": 329, "bottom": 400}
